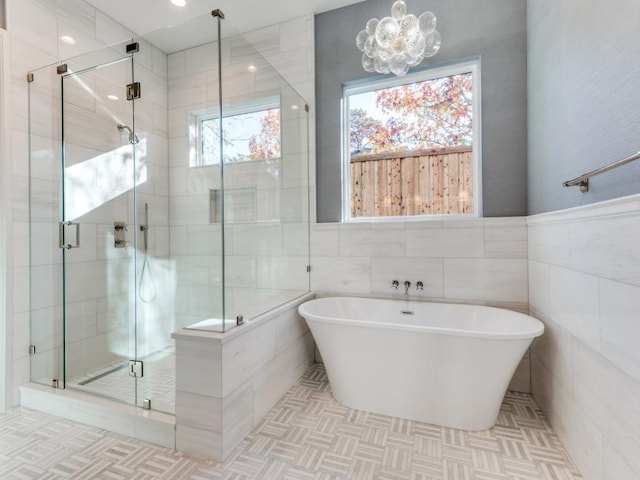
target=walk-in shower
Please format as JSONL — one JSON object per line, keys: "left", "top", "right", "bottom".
{"left": 26, "top": 11, "right": 311, "bottom": 415}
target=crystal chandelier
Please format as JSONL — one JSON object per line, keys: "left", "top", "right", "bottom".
{"left": 356, "top": 0, "right": 441, "bottom": 77}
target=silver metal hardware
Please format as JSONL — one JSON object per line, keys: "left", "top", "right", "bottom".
{"left": 59, "top": 221, "right": 81, "bottom": 249}
{"left": 401, "top": 310, "right": 415, "bottom": 315}
{"left": 404, "top": 280, "right": 411, "bottom": 292}
{"left": 563, "top": 151, "right": 640, "bottom": 192}
{"left": 29, "top": 345, "right": 36, "bottom": 355}
{"left": 304, "top": 104, "right": 309, "bottom": 113}
{"left": 126, "top": 42, "right": 139, "bottom": 54}
{"left": 211, "top": 9, "right": 225, "bottom": 18}
{"left": 416, "top": 281, "right": 424, "bottom": 291}
{"left": 114, "top": 221, "right": 127, "bottom": 248}
{"left": 56, "top": 64, "right": 68, "bottom": 75}
{"left": 52, "top": 379, "right": 59, "bottom": 388}
{"left": 142, "top": 399, "right": 151, "bottom": 410}
{"left": 129, "top": 360, "right": 144, "bottom": 378}
{"left": 126, "top": 82, "right": 141, "bottom": 100}
{"left": 27, "top": 72, "right": 34, "bottom": 82}
{"left": 236, "top": 315, "right": 244, "bottom": 326}
{"left": 117, "top": 123, "right": 139, "bottom": 144}
{"left": 306, "top": 265, "right": 311, "bottom": 273}
{"left": 391, "top": 280, "right": 399, "bottom": 289}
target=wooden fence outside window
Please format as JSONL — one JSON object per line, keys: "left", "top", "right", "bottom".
{"left": 350, "top": 146, "right": 473, "bottom": 218}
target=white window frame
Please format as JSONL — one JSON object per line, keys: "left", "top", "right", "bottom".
{"left": 190, "top": 95, "right": 281, "bottom": 167}
{"left": 341, "top": 58, "right": 482, "bottom": 222}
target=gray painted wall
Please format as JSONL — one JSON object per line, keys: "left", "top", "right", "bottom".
{"left": 315, "top": 0, "right": 527, "bottom": 222}
{"left": 527, "top": 0, "right": 640, "bottom": 215}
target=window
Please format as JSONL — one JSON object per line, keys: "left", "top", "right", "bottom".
{"left": 342, "top": 60, "right": 481, "bottom": 220}
{"left": 191, "top": 96, "right": 281, "bottom": 167}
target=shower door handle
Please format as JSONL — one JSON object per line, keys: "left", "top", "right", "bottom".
{"left": 59, "top": 221, "right": 80, "bottom": 249}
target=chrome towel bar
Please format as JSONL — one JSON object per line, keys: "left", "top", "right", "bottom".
{"left": 563, "top": 151, "right": 640, "bottom": 192}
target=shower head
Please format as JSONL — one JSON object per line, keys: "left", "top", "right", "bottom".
{"left": 117, "top": 123, "right": 139, "bottom": 144}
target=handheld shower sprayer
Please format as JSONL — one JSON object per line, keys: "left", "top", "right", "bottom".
{"left": 117, "top": 123, "right": 139, "bottom": 144}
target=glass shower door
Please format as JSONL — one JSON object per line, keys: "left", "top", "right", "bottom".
{"left": 60, "top": 55, "right": 140, "bottom": 405}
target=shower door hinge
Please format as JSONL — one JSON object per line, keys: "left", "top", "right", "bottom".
{"left": 27, "top": 72, "right": 34, "bottom": 83}
{"left": 306, "top": 265, "right": 311, "bottom": 273}
{"left": 304, "top": 104, "right": 309, "bottom": 113}
{"left": 57, "top": 64, "right": 68, "bottom": 75}
{"left": 126, "top": 42, "right": 139, "bottom": 54}
{"left": 52, "top": 379, "right": 59, "bottom": 388}
{"left": 126, "top": 82, "right": 141, "bottom": 101}
{"left": 128, "top": 360, "right": 144, "bottom": 378}
{"left": 29, "top": 345, "right": 36, "bottom": 355}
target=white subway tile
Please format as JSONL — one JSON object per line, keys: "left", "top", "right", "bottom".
{"left": 406, "top": 226, "right": 484, "bottom": 258}
{"left": 444, "top": 259, "right": 528, "bottom": 303}
{"left": 221, "top": 321, "right": 276, "bottom": 396}
{"left": 340, "top": 223, "right": 405, "bottom": 257}
{"left": 175, "top": 337, "right": 222, "bottom": 397}
{"left": 548, "top": 266, "right": 600, "bottom": 352}
{"left": 176, "top": 424, "right": 222, "bottom": 461}
{"left": 95, "top": 11, "right": 132, "bottom": 46}
{"left": 572, "top": 340, "right": 640, "bottom": 477}
{"left": 604, "top": 439, "right": 640, "bottom": 480}
{"left": 530, "top": 317, "right": 573, "bottom": 388}
{"left": 600, "top": 279, "right": 640, "bottom": 384}
{"left": 571, "top": 214, "right": 640, "bottom": 286}
{"left": 527, "top": 221, "right": 571, "bottom": 267}
{"left": 175, "top": 390, "right": 221, "bottom": 431}
{"left": 528, "top": 260, "right": 551, "bottom": 319}
{"left": 7, "top": 0, "right": 58, "bottom": 57}
{"left": 310, "top": 224, "right": 340, "bottom": 256}
{"left": 310, "top": 256, "right": 371, "bottom": 294}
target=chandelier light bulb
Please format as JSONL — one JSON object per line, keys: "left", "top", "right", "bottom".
{"left": 356, "top": 0, "right": 441, "bottom": 77}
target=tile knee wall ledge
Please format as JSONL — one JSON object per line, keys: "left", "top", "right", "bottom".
{"left": 172, "top": 294, "right": 315, "bottom": 461}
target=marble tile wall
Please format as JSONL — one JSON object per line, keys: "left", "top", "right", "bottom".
{"left": 528, "top": 193, "right": 640, "bottom": 480}
{"left": 311, "top": 217, "right": 528, "bottom": 306}
{"left": 166, "top": 15, "right": 313, "bottom": 330}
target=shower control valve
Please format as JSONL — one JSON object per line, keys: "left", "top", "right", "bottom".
{"left": 416, "top": 281, "right": 424, "bottom": 291}
{"left": 114, "top": 221, "right": 128, "bottom": 248}
{"left": 391, "top": 280, "right": 399, "bottom": 289}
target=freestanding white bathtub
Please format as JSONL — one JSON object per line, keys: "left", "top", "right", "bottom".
{"left": 298, "top": 296, "right": 544, "bottom": 430}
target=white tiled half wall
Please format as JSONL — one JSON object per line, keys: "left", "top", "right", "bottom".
{"left": 528, "top": 193, "right": 640, "bottom": 480}
{"left": 173, "top": 295, "right": 315, "bottom": 461}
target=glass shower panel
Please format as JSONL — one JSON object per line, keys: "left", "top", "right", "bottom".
{"left": 28, "top": 63, "right": 65, "bottom": 387}
{"left": 145, "top": 12, "right": 226, "bottom": 334}
{"left": 60, "top": 53, "right": 139, "bottom": 404}
{"left": 219, "top": 29, "right": 311, "bottom": 324}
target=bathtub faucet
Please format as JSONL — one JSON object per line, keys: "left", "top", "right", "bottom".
{"left": 404, "top": 280, "right": 411, "bottom": 298}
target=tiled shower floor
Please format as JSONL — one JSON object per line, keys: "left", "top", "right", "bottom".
{"left": 67, "top": 347, "right": 176, "bottom": 414}
{"left": 3, "top": 364, "right": 582, "bottom": 479}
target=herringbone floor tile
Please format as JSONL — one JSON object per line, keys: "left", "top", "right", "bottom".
{"left": 0, "top": 364, "right": 582, "bottom": 479}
